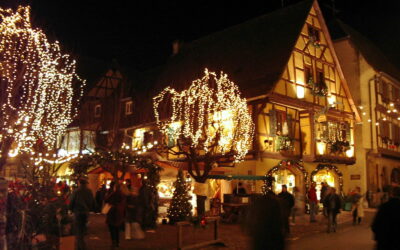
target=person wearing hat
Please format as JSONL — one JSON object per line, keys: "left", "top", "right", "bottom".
{"left": 69, "top": 178, "right": 95, "bottom": 250}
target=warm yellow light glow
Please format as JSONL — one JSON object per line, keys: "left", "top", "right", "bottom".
{"left": 296, "top": 85, "right": 305, "bottom": 99}
{"left": 317, "top": 141, "right": 326, "bottom": 155}
{"left": 346, "top": 147, "right": 354, "bottom": 158}
{"left": 8, "top": 150, "right": 18, "bottom": 158}
{"left": 327, "top": 95, "right": 336, "bottom": 106}
{"left": 153, "top": 69, "right": 254, "bottom": 162}
{"left": 0, "top": 6, "right": 85, "bottom": 155}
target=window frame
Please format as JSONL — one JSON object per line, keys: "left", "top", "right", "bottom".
{"left": 125, "top": 101, "right": 133, "bottom": 115}
{"left": 94, "top": 104, "right": 101, "bottom": 118}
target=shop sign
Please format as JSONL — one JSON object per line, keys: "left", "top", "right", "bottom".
{"left": 350, "top": 174, "right": 361, "bottom": 180}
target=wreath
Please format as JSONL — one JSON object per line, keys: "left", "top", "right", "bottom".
{"left": 307, "top": 77, "right": 328, "bottom": 97}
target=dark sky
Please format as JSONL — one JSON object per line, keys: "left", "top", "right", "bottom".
{"left": 2, "top": 0, "right": 400, "bottom": 71}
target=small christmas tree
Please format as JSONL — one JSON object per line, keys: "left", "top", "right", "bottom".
{"left": 167, "top": 169, "right": 192, "bottom": 224}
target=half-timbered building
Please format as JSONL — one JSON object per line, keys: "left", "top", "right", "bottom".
{"left": 123, "top": 0, "right": 360, "bottom": 203}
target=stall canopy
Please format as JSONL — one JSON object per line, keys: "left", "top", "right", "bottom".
{"left": 208, "top": 175, "right": 267, "bottom": 181}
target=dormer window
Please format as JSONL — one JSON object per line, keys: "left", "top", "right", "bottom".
{"left": 94, "top": 104, "right": 101, "bottom": 118}
{"left": 125, "top": 101, "right": 133, "bottom": 115}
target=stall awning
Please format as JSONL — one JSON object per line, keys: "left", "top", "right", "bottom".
{"left": 208, "top": 175, "right": 267, "bottom": 180}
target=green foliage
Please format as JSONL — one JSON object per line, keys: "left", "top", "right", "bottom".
{"left": 167, "top": 169, "right": 192, "bottom": 224}
{"left": 307, "top": 77, "right": 328, "bottom": 97}
{"left": 276, "top": 135, "right": 294, "bottom": 151}
{"left": 329, "top": 140, "right": 350, "bottom": 154}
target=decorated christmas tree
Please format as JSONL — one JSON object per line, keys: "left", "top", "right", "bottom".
{"left": 167, "top": 169, "right": 192, "bottom": 224}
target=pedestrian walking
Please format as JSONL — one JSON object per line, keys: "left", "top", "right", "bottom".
{"left": 291, "top": 186, "right": 303, "bottom": 224}
{"left": 105, "top": 183, "right": 126, "bottom": 248}
{"left": 351, "top": 187, "right": 364, "bottom": 225}
{"left": 308, "top": 182, "right": 318, "bottom": 223}
{"left": 320, "top": 182, "right": 329, "bottom": 217}
{"left": 69, "top": 178, "right": 95, "bottom": 250}
{"left": 121, "top": 179, "right": 144, "bottom": 240}
{"left": 323, "top": 187, "right": 341, "bottom": 233}
{"left": 278, "top": 184, "right": 294, "bottom": 235}
{"left": 372, "top": 186, "right": 400, "bottom": 250}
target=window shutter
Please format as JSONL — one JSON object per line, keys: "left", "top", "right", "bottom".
{"left": 287, "top": 114, "right": 293, "bottom": 137}
{"left": 269, "top": 109, "right": 277, "bottom": 137}
{"left": 345, "top": 122, "right": 351, "bottom": 142}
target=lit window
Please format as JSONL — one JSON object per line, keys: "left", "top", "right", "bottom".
{"left": 125, "top": 101, "right": 133, "bottom": 115}
{"left": 94, "top": 104, "right": 101, "bottom": 117}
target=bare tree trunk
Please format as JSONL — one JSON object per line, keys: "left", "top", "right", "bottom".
{"left": 0, "top": 178, "right": 8, "bottom": 250}
{"left": 0, "top": 137, "right": 13, "bottom": 173}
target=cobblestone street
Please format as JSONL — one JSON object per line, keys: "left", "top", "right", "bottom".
{"left": 81, "top": 210, "right": 373, "bottom": 250}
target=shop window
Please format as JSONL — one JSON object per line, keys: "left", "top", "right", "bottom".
{"left": 272, "top": 169, "right": 295, "bottom": 194}
{"left": 125, "top": 101, "right": 133, "bottom": 115}
{"left": 94, "top": 104, "right": 101, "bottom": 118}
{"left": 269, "top": 109, "right": 293, "bottom": 137}
{"left": 313, "top": 170, "right": 336, "bottom": 200}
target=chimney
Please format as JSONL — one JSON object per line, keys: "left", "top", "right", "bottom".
{"left": 172, "top": 40, "right": 182, "bottom": 56}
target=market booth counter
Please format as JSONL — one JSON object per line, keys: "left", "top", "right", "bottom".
{"left": 208, "top": 174, "right": 267, "bottom": 223}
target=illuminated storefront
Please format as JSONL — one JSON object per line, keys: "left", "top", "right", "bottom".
{"left": 311, "top": 164, "right": 344, "bottom": 199}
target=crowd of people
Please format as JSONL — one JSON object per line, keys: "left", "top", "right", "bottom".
{"left": 69, "top": 178, "right": 153, "bottom": 249}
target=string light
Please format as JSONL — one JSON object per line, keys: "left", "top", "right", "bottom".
{"left": 0, "top": 6, "right": 85, "bottom": 155}
{"left": 153, "top": 69, "right": 254, "bottom": 162}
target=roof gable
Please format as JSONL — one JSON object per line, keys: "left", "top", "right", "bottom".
{"left": 333, "top": 20, "right": 400, "bottom": 81}
{"left": 150, "top": 0, "right": 314, "bottom": 99}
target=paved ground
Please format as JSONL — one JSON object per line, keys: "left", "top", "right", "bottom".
{"left": 81, "top": 209, "right": 376, "bottom": 250}
{"left": 287, "top": 209, "right": 376, "bottom": 250}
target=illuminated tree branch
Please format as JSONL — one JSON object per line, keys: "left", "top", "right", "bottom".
{"left": 0, "top": 6, "right": 85, "bottom": 170}
{"left": 153, "top": 69, "right": 254, "bottom": 182}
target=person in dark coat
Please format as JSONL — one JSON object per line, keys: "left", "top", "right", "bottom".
{"left": 121, "top": 179, "right": 142, "bottom": 240}
{"left": 246, "top": 193, "right": 285, "bottom": 250}
{"left": 277, "top": 184, "right": 294, "bottom": 234}
{"left": 323, "top": 187, "right": 341, "bottom": 233}
{"left": 372, "top": 186, "right": 400, "bottom": 250}
{"left": 105, "top": 183, "right": 126, "bottom": 248}
{"left": 320, "top": 182, "right": 329, "bottom": 217}
{"left": 95, "top": 184, "right": 107, "bottom": 214}
{"left": 69, "top": 178, "right": 95, "bottom": 250}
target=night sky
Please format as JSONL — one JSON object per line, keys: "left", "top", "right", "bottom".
{"left": 2, "top": 0, "right": 400, "bottom": 72}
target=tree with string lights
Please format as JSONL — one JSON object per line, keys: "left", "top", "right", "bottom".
{"left": 153, "top": 69, "right": 254, "bottom": 216}
{"left": 167, "top": 169, "right": 192, "bottom": 224}
{"left": 0, "top": 6, "right": 84, "bottom": 249}
{"left": 0, "top": 6, "right": 85, "bottom": 172}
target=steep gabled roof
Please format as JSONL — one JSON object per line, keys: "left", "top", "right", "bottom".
{"left": 150, "top": 0, "right": 314, "bottom": 99}
{"left": 332, "top": 20, "right": 400, "bottom": 80}
{"left": 129, "top": 0, "right": 314, "bottom": 126}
